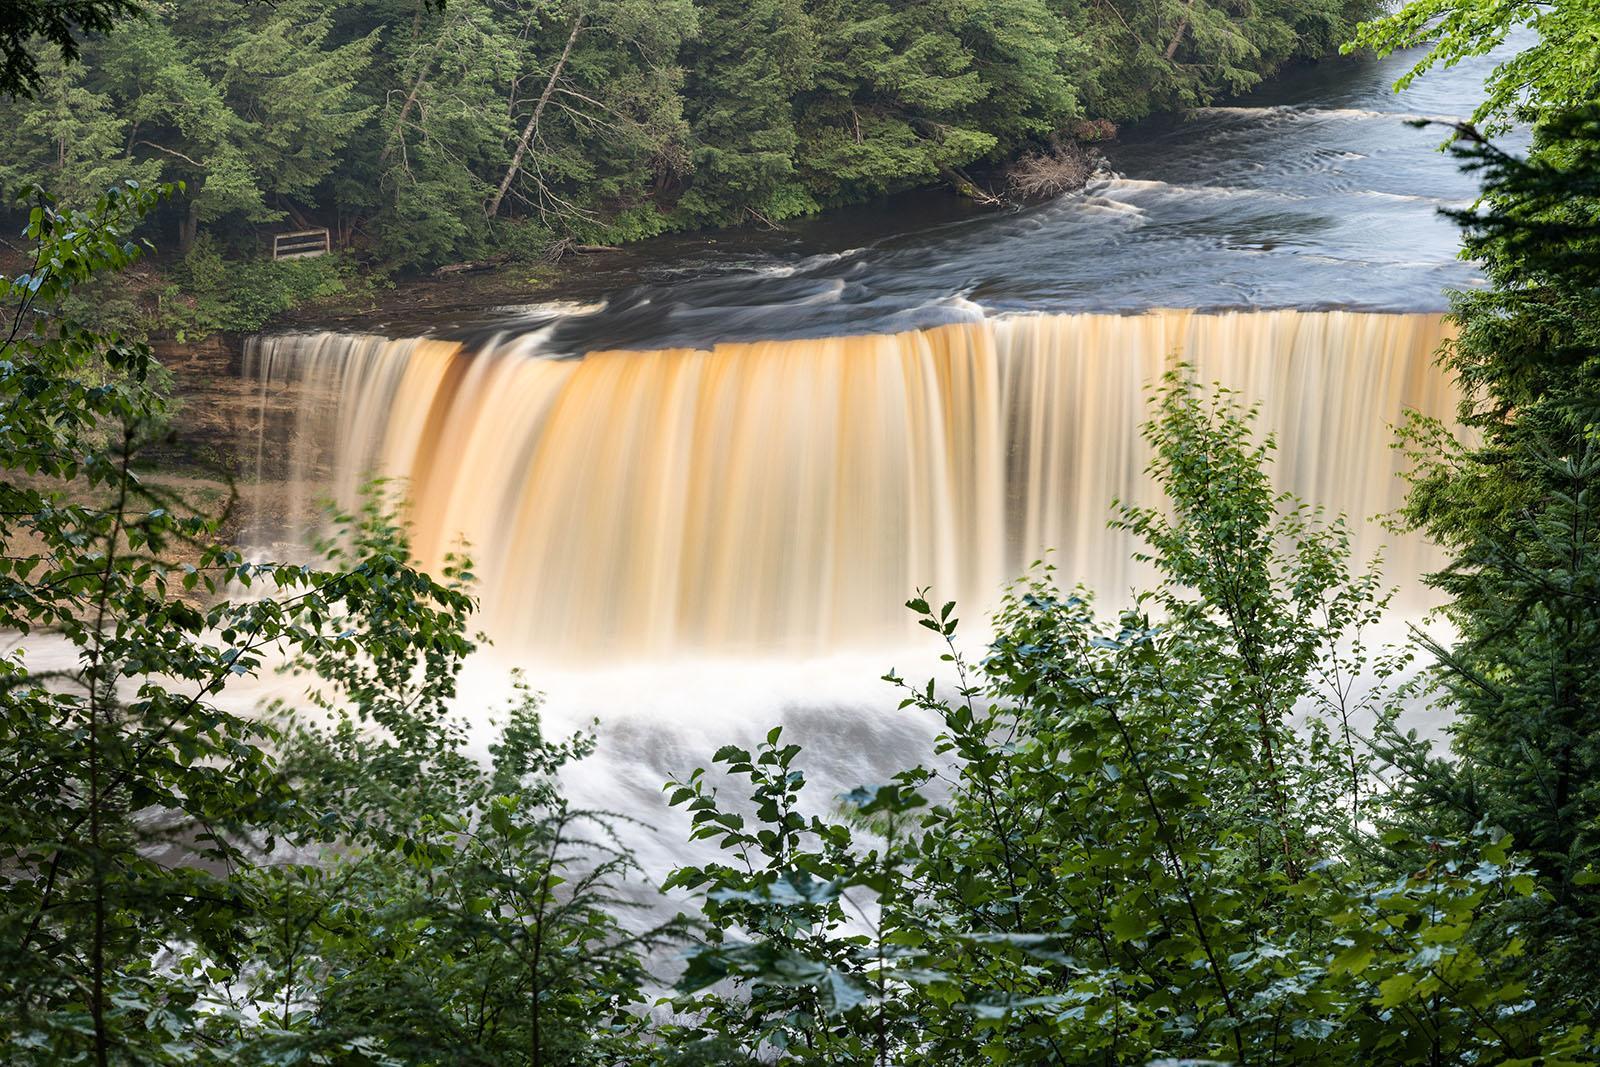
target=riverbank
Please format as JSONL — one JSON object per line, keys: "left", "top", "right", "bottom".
{"left": 124, "top": 34, "right": 1501, "bottom": 465}
{"left": 152, "top": 44, "right": 1497, "bottom": 351}
{"left": 128, "top": 143, "right": 1102, "bottom": 347}
{"left": 32, "top": 36, "right": 1461, "bottom": 355}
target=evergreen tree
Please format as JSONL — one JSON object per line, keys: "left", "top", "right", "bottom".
{"left": 482, "top": 0, "right": 695, "bottom": 240}
{"left": 797, "top": 0, "right": 995, "bottom": 201}
{"left": 0, "top": 50, "right": 159, "bottom": 204}
{"left": 365, "top": 0, "right": 518, "bottom": 265}
{"left": 1389, "top": 112, "right": 1600, "bottom": 977}
{"left": 1081, "top": 0, "right": 1378, "bottom": 118}
{"left": 0, "top": 0, "right": 139, "bottom": 97}
{"left": 953, "top": 0, "right": 1083, "bottom": 148}
{"left": 98, "top": 14, "right": 271, "bottom": 250}
{"left": 0, "top": 0, "right": 1404, "bottom": 293}
{"left": 205, "top": 0, "right": 377, "bottom": 217}
{"left": 678, "top": 0, "right": 816, "bottom": 224}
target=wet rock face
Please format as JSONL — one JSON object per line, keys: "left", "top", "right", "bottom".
{"left": 152, "top": 333, "right": 255, "bottom": 474}
{"left": 146, "top": 333, "right": 301, "bottom": 551}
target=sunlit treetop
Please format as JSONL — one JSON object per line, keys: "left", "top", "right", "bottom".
{"left": 1347, "top": 0, "right": 1600, "bottom": 134}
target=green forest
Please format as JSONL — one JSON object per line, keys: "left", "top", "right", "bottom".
{"left": 4, "top": 0, "right": 1600, "bottom": 1064}
{"left": 0, "top": 0, "right": 1375, "bottom": 276}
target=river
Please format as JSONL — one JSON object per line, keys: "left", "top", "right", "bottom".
{"left": 350, "top": 38, "right": 1508, "bottom": 351}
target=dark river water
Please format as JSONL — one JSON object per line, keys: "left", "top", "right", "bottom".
{"left": 369, "top": 37, "right": 1525, "bottom": 356}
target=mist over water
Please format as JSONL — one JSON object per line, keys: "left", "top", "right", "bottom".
{"left": 240, "top": 39, "right": 1510, "bottom": 876}
{"left": 244, "top": 309, "right": 1457, "bottom": 889}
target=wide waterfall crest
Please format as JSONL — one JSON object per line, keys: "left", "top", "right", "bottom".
{"left": 245, "top": 309, "right": 1455, "bottom": 658}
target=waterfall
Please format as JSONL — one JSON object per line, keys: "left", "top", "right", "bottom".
{"left": 243, "top": 309, "right": 1456, "bottom": 658}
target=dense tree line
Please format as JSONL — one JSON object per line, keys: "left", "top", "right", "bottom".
{"left": 0, "top": 0, "right": 1377, "bottom": 271}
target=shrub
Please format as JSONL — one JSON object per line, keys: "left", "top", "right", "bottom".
{"left": 658, "top": 375, "right": 1595, "bottom": 1065}
{"left": 161, "top": 233, "right": 359, "bottom": 339}
{"left": 1005, "top": 143, "right": 1097, "bottom": 200}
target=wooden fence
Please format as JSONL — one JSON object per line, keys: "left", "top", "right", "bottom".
{"left": 272, "top": 228, "right": 331, "bottom": 260}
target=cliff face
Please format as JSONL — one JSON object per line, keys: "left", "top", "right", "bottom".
{"left": 156, "top": 330, "right": 359, "bottom": 558}
{"left": 144, "top": 332, "right": 283, "bottom": 551}
{"left": 152, "top": 333, "right": 253, "bottom": 475}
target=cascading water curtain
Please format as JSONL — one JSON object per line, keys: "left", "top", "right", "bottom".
{"left": 244, "top": 309, "right": 1456, "bottom": 658}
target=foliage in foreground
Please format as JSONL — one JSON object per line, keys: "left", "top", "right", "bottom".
{"left": 1382, "top": 107, "right": 1600, "bottom": 1007}
{"left": 5, "top": 16, "right": 1600, "bottom": 1067}
{"left": 8, "top": 172, "right": 1596, "bottom": 1066}
{"left": 656, "top": 378, "right": 1593, "bottom": 1065}
{"left": 0, "top": 184, "right": 665, "bottom": 1065}
{"left": 231, "top": 500, "right": 677, "bottom": 1065}
{"left": 640, "top": 102, "right": 1600, "bottom": 1067}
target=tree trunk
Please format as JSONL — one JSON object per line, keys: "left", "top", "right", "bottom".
{"left": 178, "top": 199, "right": 201, "bottom": 254}
{"left": 940, "top": 166, "right": 1002, "bottom": 206}
{"left": 281, "top": 199, "right": 312, "bottom": 230}
{"left": 381, "top": 31, "right": 451, "bottom": 164}
{"left": 1164, "top": 0, "right": 1195, "bottom": 60}
{"left": 486, "top": 13, "right": 585, "bottom": 220}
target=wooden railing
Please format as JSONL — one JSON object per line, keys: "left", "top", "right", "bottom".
{"left": 272, "top": 228, "right": 331, "bottom": 260}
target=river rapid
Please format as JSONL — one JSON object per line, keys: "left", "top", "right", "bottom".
{"left": 352, "top": 37, "right": 1514, "bottom": 351}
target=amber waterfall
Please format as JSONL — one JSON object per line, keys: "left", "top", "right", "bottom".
{"left": 244, "top": 309, "right": 1455, "bottom": 658}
